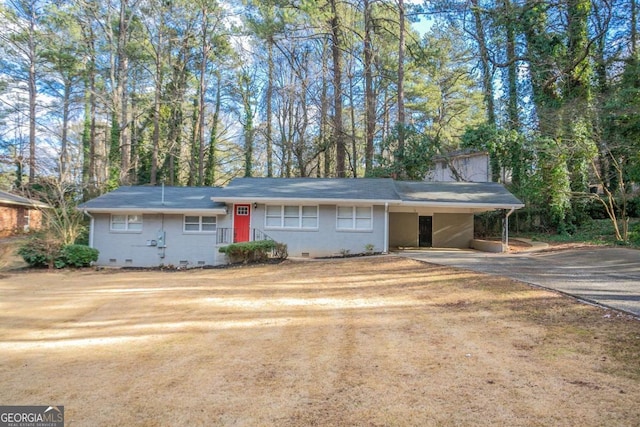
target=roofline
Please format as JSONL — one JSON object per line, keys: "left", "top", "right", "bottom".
{"left": 80, "top": 207, "right": 228, "bottom": 215}
{"left": 395, "top": 201, "right": 525, "bottom": 210}
{"left": 0, "top": 199, "right": 50, "bottom": 209}
{"left": 212, "top": 197, "right": 399, "bottom": 204}
{"left": 213, "top": 197, "right": 524, "bottom": 210}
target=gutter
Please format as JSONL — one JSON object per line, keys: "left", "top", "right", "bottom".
{"left": 80, "top": 207, "right": 228, "bottom": 215}
{"left": 384, "top": 202, "right": 389, "bottom": 254}
{"left": 83, "top": 211, "right": 95, "bottom": 248}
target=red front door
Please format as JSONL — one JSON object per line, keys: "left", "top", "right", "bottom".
{"left": 234, "top": 204, "right": 251, "bottom": 242}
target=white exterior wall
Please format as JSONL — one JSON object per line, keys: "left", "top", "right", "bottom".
{"left": 426, "top": 154, "right": 491, "bottom": 182}
{"left": 249, "top": 204, "right": 387, "bottom": 258}
{"left": 92, "top": 212, "right": 230, "bottom": 268}
{"left": 91, "top": 204, "right": 387, "bottom": 267}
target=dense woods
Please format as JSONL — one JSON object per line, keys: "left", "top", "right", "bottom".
{"left": 0, "top": 0, "right": 639, "bottom": 236}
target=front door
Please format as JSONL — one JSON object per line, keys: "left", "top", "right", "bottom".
{"left": 419, "top": 216, "right": 433, "bottom": 247}
{"left": 234, "top": 204, "right": 251, "bottom": 242}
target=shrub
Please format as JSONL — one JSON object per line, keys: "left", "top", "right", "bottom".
{"left": 219, "top": 240, "right": 285, "bottom": 264}
{"left": 17, "top": 235, "right": 63, "bottom": 268}
{"left": 18, "top": 236, "right": 98, "bottom": 269}
{"left": 57, "top": 244, "right": 99, "bottom": 268}
{"left": 273, "top": 242, "right": 288, "bottom": 260}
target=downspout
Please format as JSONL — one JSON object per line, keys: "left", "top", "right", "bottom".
{"left": 83, "top": 211, "right": 95, "bottom": 248}
{"left": 384, "top": 203, "right": 389, "bottom": 254}
{"left": 502, "top": 207, "right": 516, "bottom": 252}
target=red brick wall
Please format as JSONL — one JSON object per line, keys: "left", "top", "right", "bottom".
{"left": 0, "top": 204, "right": 45, "bottom": 237}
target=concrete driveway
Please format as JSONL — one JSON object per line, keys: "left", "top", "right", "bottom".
{"left": 397, "top": 247, "right": 640, "bottom": 317}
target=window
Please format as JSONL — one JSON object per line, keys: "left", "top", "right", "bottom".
{"left": 336, "top": 206, "right": 372, "bottom": 231}
{"left": 236, "top": 206, "right": 249, "bottom": 216}
{"left": 184, "top": 215, "right": 217, "bottom": 232}
{"left": 111, "top": 214, "right": 142, "bottom": 231}
{"left": 265, "top": 205, "right": 318, "bottom": 229}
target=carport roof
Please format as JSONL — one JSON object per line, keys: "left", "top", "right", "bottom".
{"left": 394, "top": 181, "right": 524, "bottom": 209}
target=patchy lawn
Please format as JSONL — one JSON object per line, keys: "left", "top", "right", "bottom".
{"left": 0, "top": 257, "right": 639, "bottom": 426}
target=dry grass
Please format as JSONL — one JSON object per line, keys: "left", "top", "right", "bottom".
{"left": 0, "top": 256, "right": 639, "bottom": 426}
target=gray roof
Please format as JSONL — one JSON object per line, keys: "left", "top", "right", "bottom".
{"left": 394, "top": 181, "right": 524, "bottom": 207}
{"left": 79, "top": 179, "right": 524, "bottom": 212}
{"left": 78, "top": 186, "right": 227, "bottom": 213}
{"left": 0, "top": 190, "right": 50, "bottom": 208}
{"left": 215, "top": 177, "right": 399, "bottom": 202}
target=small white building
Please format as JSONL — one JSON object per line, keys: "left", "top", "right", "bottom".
{"left": 426, "top": 150, "right": 504, "bottom": 183}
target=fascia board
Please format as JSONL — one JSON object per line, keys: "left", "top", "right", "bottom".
{"left": 395, "top": 201, "right": 525, "bottom": 210}
{"left": 0, "top": 199, "right": 50, "bottom": 209}
{"left": 80, "top": 207, "right": 228, "bottom": 215}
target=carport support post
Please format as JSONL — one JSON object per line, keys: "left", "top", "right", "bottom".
{"left": 502, "top": 208, "right": 515, "bottom": 252}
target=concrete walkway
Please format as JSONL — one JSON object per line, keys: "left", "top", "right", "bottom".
{"left": 397, "top": 246, "right": 640, "bottom": 317}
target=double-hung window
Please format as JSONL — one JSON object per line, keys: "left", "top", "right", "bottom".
{"left": 184, "top": 215, "right": 217, "bottom": 232}
{"left": 336, "top": 206, "right": 373, "bottom": 231}
{"left": 266, "top": 205, "right": 318, "bottom": 229}
{"left": 110, "top": 214, "right": 143, "bottom": 231}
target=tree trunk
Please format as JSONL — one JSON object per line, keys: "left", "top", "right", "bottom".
{"left": 188, "top": 95, "right": 200, "bottom": 186}
{"left": 198, "top": 6, "right": 209, "bottom": 186}
{"left": 28, "top": 4, "right": 36, "bottom": 185}
{"left": 266, "top": 40, "right": 274, "bottom": 177}
{"left": 470, "top": 0, "right": 495, "bottom": 125}
{"left": 364, "top": 0, "right": 375, "bottom": 176}
{"left": 397, "top": 0, "right": 406, "bottom": 173}
{"left": 150, "top": 38, "right": 162, "bottom": 185}
{"left": 117, "top": 0, "right": 131, "bottom": 184}
{"left": 60, "top": 80, "right": 71, "bottom": 182}
{"left": 205, "top": 73, "right": 221, "bottom": 186}
{"left": 330, "top": 0, "right": 346, "bottom": 177}
{"left": 502, "top": 0, "right": 519, "bottom": 130}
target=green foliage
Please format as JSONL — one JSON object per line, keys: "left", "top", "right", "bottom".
{"left": 370, "top": 125, "right": 437, "bottom": 180}
{"left": 527, "top": 218, "right": 640, "bottom": 248}
{"left": 17, "top": 235, "right": 62, "bottom": 269}
{"left": 218, "top": 240, "right": 286, "bottom": 264}
{"left": 461, "top": 123, "right": 536, "bottom": 187}
{"left": 57, "top": 244, "right": 99, "bottom": 268}
{"left": 18, "top": 236, "right": 98, "bottom": 269}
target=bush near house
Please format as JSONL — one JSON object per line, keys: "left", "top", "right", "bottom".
{"left": 219, "top": 240, "right": 287, "bottom": 264}
{"left": 57, "top": 244, "right": 99, "bottom": 268}
{"left": 17, "top": 236, "right": 98, "bottom": 269}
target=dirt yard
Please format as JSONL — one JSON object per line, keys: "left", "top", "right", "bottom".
{"left": 1, "top": 257, "right": 639, "bottom": 426}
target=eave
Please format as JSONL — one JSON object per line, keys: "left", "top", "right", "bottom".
{"left": 81, "top": 207, "right": 228, "bottom": 215}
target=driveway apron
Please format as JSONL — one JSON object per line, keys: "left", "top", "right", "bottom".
{"left": 397, "top": 247, "right": 640, "bottom": 317}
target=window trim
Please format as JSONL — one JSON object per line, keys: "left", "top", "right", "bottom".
{"left": 110, "top": 214, "right": 143, "bottom": 232}
{"left": 183, "top": 215, "right": 217, "bottom": 233}
{"left": 336, "top": 205, "right": 373, "bottom": 231}
{"left": 265, "top": 204, "right": 319, "bottom": 230}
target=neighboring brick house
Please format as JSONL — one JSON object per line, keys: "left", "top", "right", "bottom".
{"left": 0, "top": 190, "right": 50, "bottom": 237}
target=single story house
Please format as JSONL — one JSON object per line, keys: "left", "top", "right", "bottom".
{"left": 78, "top": 178, "right": 524, "bottom": 268}
{"left": 0, "top": 190, "right": 49, "bottom": 237}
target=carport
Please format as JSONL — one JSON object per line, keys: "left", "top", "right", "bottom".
{"left": 387, "top": 181, "right": 524, "bottom": 251}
